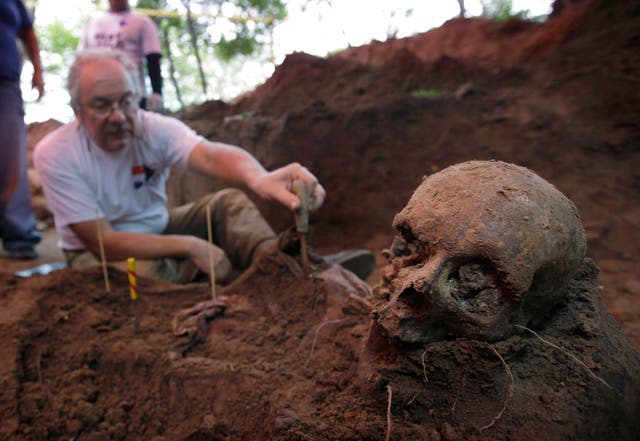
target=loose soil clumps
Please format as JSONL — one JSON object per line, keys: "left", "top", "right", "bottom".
{"left": 8, "top": 163, "right": 639, "bottom": 440}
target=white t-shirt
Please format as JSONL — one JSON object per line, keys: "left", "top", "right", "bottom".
{"left": 79, "top": 10, "right": 162, "bottom": 96}
{"left": 34, "top": 111, "right": 203, "bottom": 250}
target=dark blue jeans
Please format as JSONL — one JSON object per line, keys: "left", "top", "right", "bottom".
{"left": 0, "top": 80, "right": 41, "bottom": 252}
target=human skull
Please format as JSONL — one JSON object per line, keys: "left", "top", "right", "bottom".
{"left": 374, "top": 160, "right": 586, "bottom": 344}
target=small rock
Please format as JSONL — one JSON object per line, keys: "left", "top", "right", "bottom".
{"left": 201, "top": 414, "right": 215, "bottom": 430}
{"left": 454, "top": 82, "right": 476, "bottom": 100}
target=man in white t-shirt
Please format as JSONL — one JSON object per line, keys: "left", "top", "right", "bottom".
{"left": 79, "top": 0, "right": 164, "bottom": 111}
{"left": 33, "top": 48, "right": 342, "bottom": 284}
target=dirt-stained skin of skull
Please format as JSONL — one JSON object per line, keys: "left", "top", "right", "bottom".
{"left": 373, "top": 160, "right": 586, "bottom": 345}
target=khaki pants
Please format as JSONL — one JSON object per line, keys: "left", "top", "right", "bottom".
{"left": 64, "top": 189, "right": 276, "bottom": 283}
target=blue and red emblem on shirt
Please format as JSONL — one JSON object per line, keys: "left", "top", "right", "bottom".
{"left": 131, "top": 165, "right": 145, "bottom": 189}
{"left": 131, "top": 164, "right": 157, "bottom": 189}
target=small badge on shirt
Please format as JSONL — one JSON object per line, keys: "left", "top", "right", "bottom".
{"left": 131, "top": 164, "right": 156, "bottom": 189}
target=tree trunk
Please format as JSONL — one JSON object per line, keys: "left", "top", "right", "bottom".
{"left": 161, "top": 23, "right": 185, "bottom": 110}
{"left": 181, "top": 0, "right": 208, "bottom": 97}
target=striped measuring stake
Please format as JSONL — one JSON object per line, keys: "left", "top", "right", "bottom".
{"left": 127, "top": 257, "right": 140, "bottom": 333}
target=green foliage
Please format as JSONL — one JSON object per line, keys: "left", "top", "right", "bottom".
{"left": 38, "top": 21, "right": 79, "bottom": 56}
{"left": 135, "top": 0, "right": 167, "bottom": 10}
{"left": 36, "top": 20, "right": 80, "bottom": 74}
{"left": 410, "top": 88, "right": 443, "bottom": 98}
{"left": 135, "top": 0, "right": 285, "bottom": 62}
{"left": 215, "top": 33, "right": 258, "bottom": 62}
{"left": 482, "top": 0, "right": 530, "bottom": 21}
{"left": 201, "top": 0, "right": 286, "bottom": 62}
{"left": 159, "top": 0, "right": 286, "bottom": 108}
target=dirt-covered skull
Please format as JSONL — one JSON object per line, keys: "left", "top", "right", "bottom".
{"left": 374, "top": 160, "right": 586, "bottom": 344}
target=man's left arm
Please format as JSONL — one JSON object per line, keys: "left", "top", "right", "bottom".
{"left": 146, "top": 53, "right": 162, "bottom": 95}
{"left": 145, "top": 52, "right": 163, "bottom": 111}
{"left": 187, "top": 140, "right": 326, "bottom": 212}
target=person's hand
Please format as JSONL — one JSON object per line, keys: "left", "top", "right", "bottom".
{"left": 32, "top": 68, "right": 44, "bottom": 101}
{"left": 250, "top": 162, "right": 326, "bottom": 212}
{"left": 147, "top": 93, "right": 164, "bottom": 113}
{"left": 187, "top": 238, "right": 233, "bottom": 283}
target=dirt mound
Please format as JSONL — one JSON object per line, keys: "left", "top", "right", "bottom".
{"left": 5, "top": 249, "right": 639, "bottom": 440}
{"left": 333, "top": 6, "right": 591, "bottom": 69}
{"left": 8, "top": 256, "right": 376, "bottom": 440}
{"left": 170, "top": 0, "right": 640, "bottom": 349}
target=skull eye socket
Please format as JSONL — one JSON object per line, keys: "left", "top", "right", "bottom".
{"left": 395, "top": 221, "right": 435, "bottom": 265}
{"left": 414, "top": 242, "right": 432, "bottom": 261}
{"left": 447, "top": 260, "right": 504, "bottom": 315}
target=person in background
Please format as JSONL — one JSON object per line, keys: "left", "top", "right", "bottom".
{"left": 0, "top": 0, "right": 44, "bottom": 260}
{"left": 34, "top": 49, "right": 375, "bottom": 284}
{"left": 79, "top": 0, "right": 163, "bottom": 112}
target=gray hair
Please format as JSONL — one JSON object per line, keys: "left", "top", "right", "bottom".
{"left": 68, "top": 48, "right": 139, "bottom": 108}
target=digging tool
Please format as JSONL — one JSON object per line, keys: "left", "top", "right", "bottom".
{"left": 292, "top": 180, "right": 311, "bottom": 273}
{"left": 127, "top": 257, "right": 140, "bottom": 333}
{"left": 206, "top": 202, "right": 217, "bottom": 299}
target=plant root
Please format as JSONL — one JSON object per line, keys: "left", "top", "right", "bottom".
{"left": 480, "top": 344, "right": 514, "bottom": 431}
{"left": 515, "top": 324, "right": 614, "bottom": 391}
{"left": 348, "top": 292, "right": 373, "bottom": 310}
{"left": 304, "top": 318, "right": 347, "bottom": 368}
{"left": 421, "top": 347, "right": 429, "bottom": 383}
{"left": 451, "top": 375, "right": 466, "bottom": 416}
{"left": 385, "top": 384, "right": 393, "bottom": 441}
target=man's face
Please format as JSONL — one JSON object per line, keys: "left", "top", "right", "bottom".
{"left": 75, "top": 59, "right": 138, "bottom": 153}
{"left": 109, "top": 0, "right": 130, "bottom": 12}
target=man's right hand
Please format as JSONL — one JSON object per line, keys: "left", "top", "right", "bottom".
{"left": 187, "top": 238, "right": 233, "bottom": 283}
{"left": 249, "top": 162, "right": 326, "bottom": 212}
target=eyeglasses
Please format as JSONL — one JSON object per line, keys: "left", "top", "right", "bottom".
{"left": 84, "top": 93, "right": 139, "bottom": 118}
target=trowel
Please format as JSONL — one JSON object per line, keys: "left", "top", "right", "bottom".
{"left": 292, "top": 180, "right": 311, "bottom": 273}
